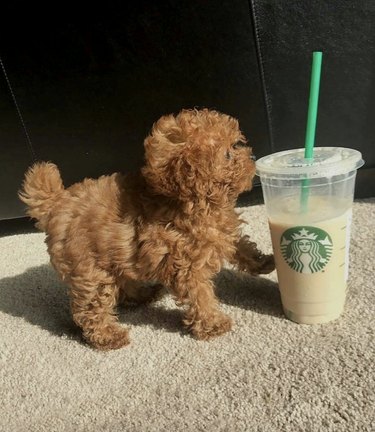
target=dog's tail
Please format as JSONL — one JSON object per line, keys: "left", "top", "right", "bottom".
{"left": 18, "top": 162, "right": 65, "bottom": 231}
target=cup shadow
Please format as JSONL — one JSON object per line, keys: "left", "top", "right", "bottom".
{"left": 0, "top": 265, "right": 283, "bottom": 343}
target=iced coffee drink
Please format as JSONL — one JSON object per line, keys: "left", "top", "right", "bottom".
{"left": 256, "top": 148, "right": 364, "bottom": 324}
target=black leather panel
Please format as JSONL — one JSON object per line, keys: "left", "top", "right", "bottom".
{"left": 0, "top": 1, "right": 268, "bottom": 219}
{"left": 251, "top": 0, "right": 375, "bottom": 197}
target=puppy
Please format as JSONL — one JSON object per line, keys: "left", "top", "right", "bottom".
{"left": 19, "top": 109, "right": 274, "bottom": 350}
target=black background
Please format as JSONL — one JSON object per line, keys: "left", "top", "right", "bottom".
{"left": 1, "top": 0, "right": 374, "bottom": 221}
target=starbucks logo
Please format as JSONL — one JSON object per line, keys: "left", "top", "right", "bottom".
{"left": 280, "top": 226, "right": 333, "bottom": 274}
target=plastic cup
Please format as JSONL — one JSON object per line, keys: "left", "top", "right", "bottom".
{"left": 256, "top": 147, "right": 364, "bottom": 324}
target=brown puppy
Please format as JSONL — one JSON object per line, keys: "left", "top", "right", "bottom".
{"left": 19, "top": 109, "right": 274, "bottom": 350}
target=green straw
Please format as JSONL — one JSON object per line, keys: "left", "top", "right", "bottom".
{"left": 301, "top": 51, "right": 323, "bottom": 212}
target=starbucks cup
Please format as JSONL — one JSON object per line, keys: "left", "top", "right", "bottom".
{"left": 256, "top": 147, "right": 364, "bottom": 324}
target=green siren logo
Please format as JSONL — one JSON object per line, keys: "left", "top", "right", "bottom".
{"left": 280, "top": 226, "right": 333, "bottom": 274}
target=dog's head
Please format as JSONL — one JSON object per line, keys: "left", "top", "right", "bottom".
{"left": 141, "top": 109, "right": 256, "bottom": 202}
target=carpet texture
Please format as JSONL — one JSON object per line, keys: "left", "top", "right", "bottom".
{"left": 0, "top": 200, "right": 374, "bottom": 432}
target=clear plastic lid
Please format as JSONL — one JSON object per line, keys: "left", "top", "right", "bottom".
{"left": 256, "top": 147, "right": 364, "bottom": 180}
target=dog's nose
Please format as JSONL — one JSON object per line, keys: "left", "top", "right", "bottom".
{"left": 250, "top": 154, "right": 257, "bottom": 161}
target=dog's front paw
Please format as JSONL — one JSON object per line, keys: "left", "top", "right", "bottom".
{"left": 190, "top": 312, "right": 233, "bottom": 341}
{"left": 257, "top": 253, "right": 275, "bottom": 274}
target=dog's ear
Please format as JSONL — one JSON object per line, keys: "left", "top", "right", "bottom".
{"left": 144, "top": 114, "right": 184, "bottom": 162}
{"left": 141, "top": 114, "right": 211, "bottom": 200}
{"left": 142, "top": 114, "right": 186, "bottom": 197}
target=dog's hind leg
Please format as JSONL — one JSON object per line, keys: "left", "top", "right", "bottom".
{"left": 69, "top": 271, "right": 130, "bottom": 350}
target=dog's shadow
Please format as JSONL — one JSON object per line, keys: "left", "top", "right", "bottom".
{"left": 0, "top": 265, "right": 282, "bottom": 341}
{"left": 215, "top": 269, "right": 283, "bottom": 318}
{"left": 0, "top": 264, "right": 81, "bottom": 341}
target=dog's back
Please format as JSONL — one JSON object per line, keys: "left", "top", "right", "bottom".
{"left": 19, "top": 163, "right": 138, "bottom": 276}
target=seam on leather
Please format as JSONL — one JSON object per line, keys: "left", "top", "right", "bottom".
{"left": 249, "top": 0, "right": 275, "bottom": 153}
{"left": 0, "top": 55, "right": 38, "bottom": 164}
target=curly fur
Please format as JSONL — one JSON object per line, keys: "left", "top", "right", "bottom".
{"left": 19, "top": 108, "right": 274, "bottom": 350}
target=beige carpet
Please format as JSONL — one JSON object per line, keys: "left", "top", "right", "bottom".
{"left": 0, "top": 200, "right": 374, "bottom": 432}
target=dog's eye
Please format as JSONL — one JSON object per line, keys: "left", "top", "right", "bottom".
{"left": 233, "top": 141, "right": 248, "bottom": 150}
{"left": 225, "top": 150, "right": 232, "bottom": 160}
